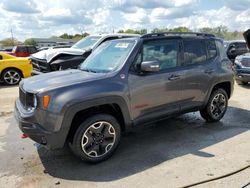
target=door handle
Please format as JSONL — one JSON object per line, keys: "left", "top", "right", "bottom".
{"left": 168, "top": 74, "right": 180, "bottom": 81}
{"left": 204, "top": 69, "right": 214, "bottom": 74}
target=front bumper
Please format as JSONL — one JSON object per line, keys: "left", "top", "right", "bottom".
{"left": 14, "top": 100, "right": 66, "bottom": 149}
{"left": 233, "top": 68, "right": 250, "bottom": 82}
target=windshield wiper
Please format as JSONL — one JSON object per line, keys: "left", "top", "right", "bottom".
{"left": 81, "top": 68, "right": 97, "bottom": 73}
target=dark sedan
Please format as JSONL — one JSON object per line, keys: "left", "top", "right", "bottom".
{"left": 233, "top": 29, "right": 250, "bottom": 85}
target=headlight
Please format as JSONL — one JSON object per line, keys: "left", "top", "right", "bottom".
{"left": 27, "top": 94, "right": 37, "bottom": 111}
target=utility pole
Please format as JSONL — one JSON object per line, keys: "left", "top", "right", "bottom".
{"left": 10, "top": 28, "right": 14, "bottom": 45}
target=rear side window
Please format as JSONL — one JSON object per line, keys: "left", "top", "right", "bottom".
{"left": 16, "top": 47, "right": 26, "bottom": 53}
{"left": 216, "top": 40, "right": 227, "bottom": 59}
{"left": 183, "top": 40, "right": 206, "bottom": 65}
{"left": 206, "top": 40, "right": 217, "bottom": 59}
{"left": 236, "top": 42, "right": 247, "bottom": 49}
{"left": 28, "top": 47, "right": 37, "bottom": 54}
{"left": 142, "top": 39, "right": 179, "bottom": 71}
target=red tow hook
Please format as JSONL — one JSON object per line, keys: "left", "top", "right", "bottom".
{"left": 21, "top": 133, "right": 28, "bottom": 139}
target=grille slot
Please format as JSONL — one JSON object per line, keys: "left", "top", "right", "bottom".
{"left": 19, "top": 87, "right": 26, "bottom": 107}
{"left": 241, "top": 59, "right": 250, "bottom": 67}
{"left": 31, "top": 59, "right": 50, "bottom": 72}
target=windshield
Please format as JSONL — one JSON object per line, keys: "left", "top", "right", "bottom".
{"left": 71, "top": 36, "right": 101, "bottom": 50}
{"left": 80, "top": 40, "right": 135, "bottom": 73}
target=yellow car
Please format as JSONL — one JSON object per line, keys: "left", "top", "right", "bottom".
{"left": 0, "top": 52, "right": 32, "bottom": 85}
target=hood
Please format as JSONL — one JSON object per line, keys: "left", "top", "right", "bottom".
{"left": 30, "top": 48, "right": 85, "bottom": 63}
{"left": 243, "top": 29, "right": 250, "bottom": 49}
{"left": 22, "top": 69, "right": 106, "bottom": 93}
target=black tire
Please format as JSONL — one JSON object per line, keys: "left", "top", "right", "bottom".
{"left": 70, "top": 114, "right": 121, "bottom": 163}
{"left": 200, "top": 88, "right": 228, "bottom": 122}
{"left": 1, "top": 69, "right": 22, "bottom": 85}
{"left": 236, "top": 80, "right": 248, "bottom": 85}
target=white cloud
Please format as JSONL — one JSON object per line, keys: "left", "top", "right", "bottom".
{"left": 0, "top": 0, "right": 250, "bottom": 41}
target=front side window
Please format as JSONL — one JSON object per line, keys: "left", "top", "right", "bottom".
{"left": 142, "top": 40, "right": 179, "bottom": 71}
{"left": 80, "top": 40, "right": 135, "bottom": 73}
{"left": 183, "top": 40, "right": 207, "bottom": 65}
{"left": 72, "top": 36, "right": 101, "bottom": 50}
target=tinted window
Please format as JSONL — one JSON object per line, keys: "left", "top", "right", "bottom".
{"left": 207, "top": 40, "right": 217, "bottom": 59}
{"left": 236, "top": 42, "right": 247, "bottom": 49}
{"left": 216, "top": 40, "right": 227, "bottom": 59}
{"left": 0, "top": 55, "right": 2, "bottom": 60}
{"left": 16, "top": 47, "right": 26, "bottom": 53}
{"left": 28, "top": 47, "right": 37, "bottom": 54}
{"left": 142, "top": 40, "right": 179, "bottom": 70}
{"left": 183, "top": 40, "right": 206, "bottom": 65}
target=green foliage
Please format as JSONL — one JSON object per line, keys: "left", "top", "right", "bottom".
{"left": 59, "top": 32, "right": 89, "bottom": 42}
{"left": 24, "top": 38, "right": 37, "bottom": 46}
{"left": 118, "top": 29, "right": 147, "bottom": 35}
{"left": 0, "top": 38, "right": 19, "bottom": 46}
{"left": 119, "top": 26, "right": 244, "bottom": 40}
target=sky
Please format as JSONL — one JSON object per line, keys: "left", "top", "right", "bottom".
{"left": 0, "top": 0, "right": 250, "bottom": 41}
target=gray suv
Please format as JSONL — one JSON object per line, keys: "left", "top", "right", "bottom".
{"left": 15, "top": 32, "right": 234, "bottom": 163}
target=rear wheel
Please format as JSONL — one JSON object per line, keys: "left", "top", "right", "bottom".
{"left": 2, "top": 69, "right": 22, "bottom": 85}
{"left": 200, "top": 89, "right": 228, "bottom": 122}
{"left": 70, "top": 114, "right": 121, "bottom": 163}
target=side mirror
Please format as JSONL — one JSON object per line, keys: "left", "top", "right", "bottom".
{"left": 229, "top": 47, "right": 236, "bottom": 54}
{"left": 141, "top": 61, "right": 160, "bottom": 72}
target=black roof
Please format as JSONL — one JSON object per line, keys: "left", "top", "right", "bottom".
{"left": 141, "top": 32, "right": 215, "bottom": 39}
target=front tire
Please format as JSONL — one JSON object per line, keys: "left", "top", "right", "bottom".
{"left": 2, "top": 69, "right": 22, "bottom": 85}
{"left": 200, "top": 89, "right": 228, "bottom": 122}
{"left": 70, "top": 114, "right": 121, "bottom": 163}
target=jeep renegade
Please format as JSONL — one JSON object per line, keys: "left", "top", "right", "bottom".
{"left": 15, "top": 32, "right": 234, "bottom": 163}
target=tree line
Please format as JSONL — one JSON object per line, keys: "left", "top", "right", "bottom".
{"left": 0, "top": 26, "right": 245, "bottom": 47}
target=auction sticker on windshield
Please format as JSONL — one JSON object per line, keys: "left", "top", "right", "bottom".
{"left": 115, "top": 43, "right": 130, "bottom": 48}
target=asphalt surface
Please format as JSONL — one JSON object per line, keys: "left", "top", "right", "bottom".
{"left": 0, "top": 83, "right": 250, "bottom": 188}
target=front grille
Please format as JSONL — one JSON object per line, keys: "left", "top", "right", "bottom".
{"left": 19, "top": 87, "right": 26, "bottom": 107}
{"left": 241, "top": 59, "right": 250, "bottom": 67}
{"left": 31, "top": 59, "right": 51, "bottom": 73}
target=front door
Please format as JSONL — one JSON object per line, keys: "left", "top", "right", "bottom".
{"left": 128, "top": 39, "right": 183, "bottom": 124}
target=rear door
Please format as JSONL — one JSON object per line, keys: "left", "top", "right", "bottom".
{"left": 179, "top": 39, "right": 217, "bottom": 110}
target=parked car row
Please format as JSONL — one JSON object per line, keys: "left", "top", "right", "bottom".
{"left": 15, "top": 31, "right": 235, "bottom": 163}
{"left": 1, "top": 31, "right": 250, "bottom": 86}
{"left": 0, "top": 52, "right": 32, "bottom": 85}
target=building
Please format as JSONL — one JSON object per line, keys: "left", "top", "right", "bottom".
{"left": 33, "top": 38, "right": 75, "bottom": 48}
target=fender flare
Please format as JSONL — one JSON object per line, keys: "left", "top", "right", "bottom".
{"left": 57, "top": 96, "right": 132, "bottom": 147}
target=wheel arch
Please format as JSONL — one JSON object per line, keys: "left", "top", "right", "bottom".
{"left": 203, "top": 81, "right": 232, "bottom": 107}
{"left": 0, "top": 67, "right": 24, "bottom": 78}
{"left": 59, "top": 96, "right": 132, "bottom": 145}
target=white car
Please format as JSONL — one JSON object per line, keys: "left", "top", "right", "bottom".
{"left": 30, "top": 33, "right": 140, "bottom": 75}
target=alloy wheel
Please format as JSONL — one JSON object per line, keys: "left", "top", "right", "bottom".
{"left": 3, "top": 70, "right": 21, "bottom": 85}
{"left": 81, "top": 121, "right": 116, "bottom": 158}
{"left": 210, "top": 93, "right": 226, "bottom": 119}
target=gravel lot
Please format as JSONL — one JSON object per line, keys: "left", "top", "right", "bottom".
{"left": 0, "top": 83, "right": 250, "bottom": 188}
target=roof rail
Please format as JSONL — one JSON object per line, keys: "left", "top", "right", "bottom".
{"left": 141, "top": 32, "right": 215, "bottom": 38}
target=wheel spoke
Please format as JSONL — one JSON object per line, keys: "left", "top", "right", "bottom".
{"left": 81, "top": 121, "right": 116, "bottom": 158}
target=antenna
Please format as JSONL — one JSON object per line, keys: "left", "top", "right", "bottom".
{"left": 10, "top": 28, "right": 14, "bottom": 45}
